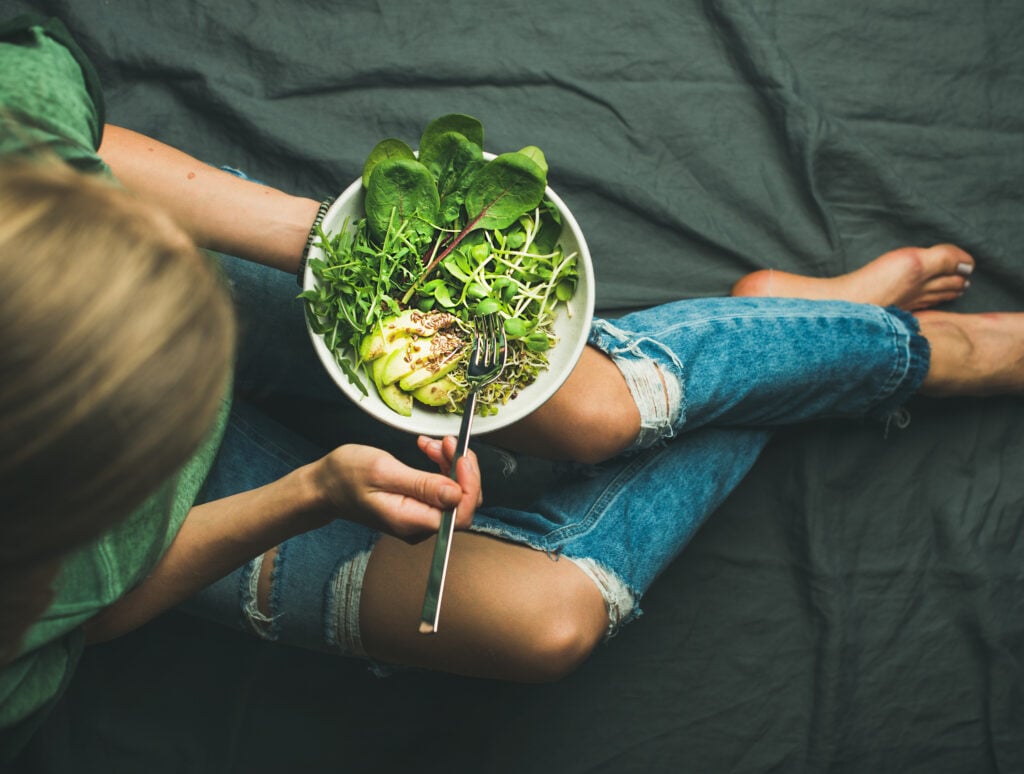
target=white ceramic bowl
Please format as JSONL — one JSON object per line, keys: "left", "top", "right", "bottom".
{"left": 303, "top": 165, "right": 594, "bottom": 437}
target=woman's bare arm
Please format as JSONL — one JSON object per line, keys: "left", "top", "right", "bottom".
{"left": 98, "top": 124, "right": 320, "bottom": 273}
{"left": 83, "top": 441, "right": 480, "bottom": 643}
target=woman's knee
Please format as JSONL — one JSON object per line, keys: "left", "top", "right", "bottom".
{"left": 494, "top": 347, "right": 641, "bottom": 464}
{"left": 509, "top": 579, "right": 608, "bottom": 682}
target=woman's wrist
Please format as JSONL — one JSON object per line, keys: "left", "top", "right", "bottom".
{"left": 296, "top": 195, "right": 336, "bottom": 286}
{"left": 288, "top": 460, "right": 336, "bottom": 531}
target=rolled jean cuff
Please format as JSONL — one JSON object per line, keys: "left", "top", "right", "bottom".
{"left": 867, "top": 305, "right": 931, "bottom": 419}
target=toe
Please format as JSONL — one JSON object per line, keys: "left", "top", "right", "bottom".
{"left": 923, "top": 243, "right": 975, "bottom": 277}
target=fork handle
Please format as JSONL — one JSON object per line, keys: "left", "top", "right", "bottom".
{"left": 418, "top": 391, "right": 478, "bottom": 634}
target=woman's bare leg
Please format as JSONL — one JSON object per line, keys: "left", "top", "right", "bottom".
{"left": 251, "top": 532, "right": 607, "bottom": 683}
{"left": 359, "top": 532, "right": 608, "bottom": 682}
{"left": 916, "top": 310, "right": 1024, "bottom": 396}
{"left": 730, "top": 244, "right": 975, "bottom": 310}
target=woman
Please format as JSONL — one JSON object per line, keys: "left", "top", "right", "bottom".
{"left": 3, "top": 14, "right": 1020, "bottom": 754}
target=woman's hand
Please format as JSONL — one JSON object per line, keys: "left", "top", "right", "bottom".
{"left": 309, "top": 438, "right": 482, "bottom": 543}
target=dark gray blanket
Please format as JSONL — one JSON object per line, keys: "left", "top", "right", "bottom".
{"left": 6, "top": 1, "right": 1024, "bottom": 772}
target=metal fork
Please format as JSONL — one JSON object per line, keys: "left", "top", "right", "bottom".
{"left": 418, "top": 313, "right": 508, "bottom": 634}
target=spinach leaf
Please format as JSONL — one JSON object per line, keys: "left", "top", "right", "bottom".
{"left": 464, "top": 152, "right": 547, "bottom": 231}
{"left": 419, "top": 113, "right": 484, "bottom": 153}
{"left": 417, "top": 131, "right": 485, "bottom": 225}
{"left": 516, "top": 145, "right": 548, "bottom": 176}
{"left": 364, "top": 158, "right": 440, "bottom": 244}
{"left": 362, "top": 138, "right": 416, "bottom": 187}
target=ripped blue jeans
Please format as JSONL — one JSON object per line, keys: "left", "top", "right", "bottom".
{"left": 180, "top": 256, "right": 929, "bottom": 653}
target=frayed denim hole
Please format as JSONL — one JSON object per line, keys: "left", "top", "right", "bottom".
{"left": 324, "top": 544, "right": 376, "bottom": 658}
{"left": 240, "top": 554, "right": 279, "bottom": 641}
{"left": 565, "top": 556, "right": 640, "bottom": 638}
{"left": 588, "top": 319, "right": 685, "bottom": 451}
{"left": 219, "top": 165, "right": 252, "bottom": 180}
{"left": 268, "top": 541, "right": 286, "bottom": 628}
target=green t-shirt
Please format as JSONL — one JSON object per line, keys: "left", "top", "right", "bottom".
{"left": 0, "top": 16, "right": 231, "bottom": 757}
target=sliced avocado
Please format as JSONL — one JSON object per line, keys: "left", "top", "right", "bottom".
{"left": 377, "top": 380, "right": 413, "bottom": 416}
{"left": 412, "top": 376, "right": 458, "bottom": 407}
{"left": 398, "top": 346, "right": 464, "bottom": 391}
{"left": 359, "top": 328, "right": 390, "bottom": 362}
{"left": 360, "top": 311, "right": 417, "bottom": 361}
{"left": 370, "top": 351, "right": 390, "bottom": 388}
{"left": 380, "top": 336, "right": 435, "bottom": 386}
{"left": 359, "top": 309, "right": 458, "bottom": 362}
{"left": 368, "top": 333, "right": 412, "bottom": 386}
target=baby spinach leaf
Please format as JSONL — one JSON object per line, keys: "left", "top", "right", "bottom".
{"left": 516, "top": 145, "right": 548, "bottom": 176}
{"left": 441, "top": 251, "right": 473, "bottom": 283}
{"left": 362, "top": 138, "right": 416, "bottom": 188}
{"left": 364, "top": 158, "right": 439, "bottom": 244}
{"left": 420, "top": 113, "right": 484, "bottom": 154}
{"left": 418, "top": 131, "right": 485, "bottom": 225}
{"left": 464, "top": 152, "right": 547, "bottom": 232}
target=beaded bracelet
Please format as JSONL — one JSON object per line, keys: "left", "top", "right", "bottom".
{"left": 296, "top": 195, "right": 336, "bottom": 286}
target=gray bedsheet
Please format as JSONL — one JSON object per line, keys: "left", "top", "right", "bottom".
{"left": 6, "top": 1, "right": 1023, "bottom": 772}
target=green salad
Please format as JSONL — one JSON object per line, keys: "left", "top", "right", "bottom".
{"left": 301, "top": 114, "right": 580, "bottom": 417}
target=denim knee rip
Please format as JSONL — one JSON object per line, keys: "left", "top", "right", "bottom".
{"left": 588, "top": 318, "right": 684, "bottom": 452}
{"left": 241, "top": 553, "right": 278, "bottom": 640}
{"left": 568, "top": 556, "right": 641, "bottom": 636}
{"left": 325, "top": 548, "right": 373, "bottom": 658}
{"left": 239, "top": 540, "right": 373, "bottom": 658}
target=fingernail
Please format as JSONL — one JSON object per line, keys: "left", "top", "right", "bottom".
{"left": 441, "top": 484, "right": 461, "bottom": 501}
{"left": 956, "top": 262, "right": 973, "bottom": 276}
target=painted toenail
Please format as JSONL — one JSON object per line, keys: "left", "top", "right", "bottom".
{"left": 957, "top": 262, "right": 974, "bottom": 276}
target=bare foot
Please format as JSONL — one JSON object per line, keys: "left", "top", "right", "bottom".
{"left": 731, "top": 244, "right": 975, "bottom": 310}
{"left": 918, "top": 310, "right": 1024, "bottom": 396}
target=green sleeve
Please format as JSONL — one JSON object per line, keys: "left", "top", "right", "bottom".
{"left": 0, "top": 14, "right": 106, "bottom": 172}
{"left": 0, "top": 632, "right": 83, "bottom": 764}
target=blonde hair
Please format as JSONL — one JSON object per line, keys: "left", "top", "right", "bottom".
{"left": 0, "top": 159, "right": 236, "bottom": 662}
